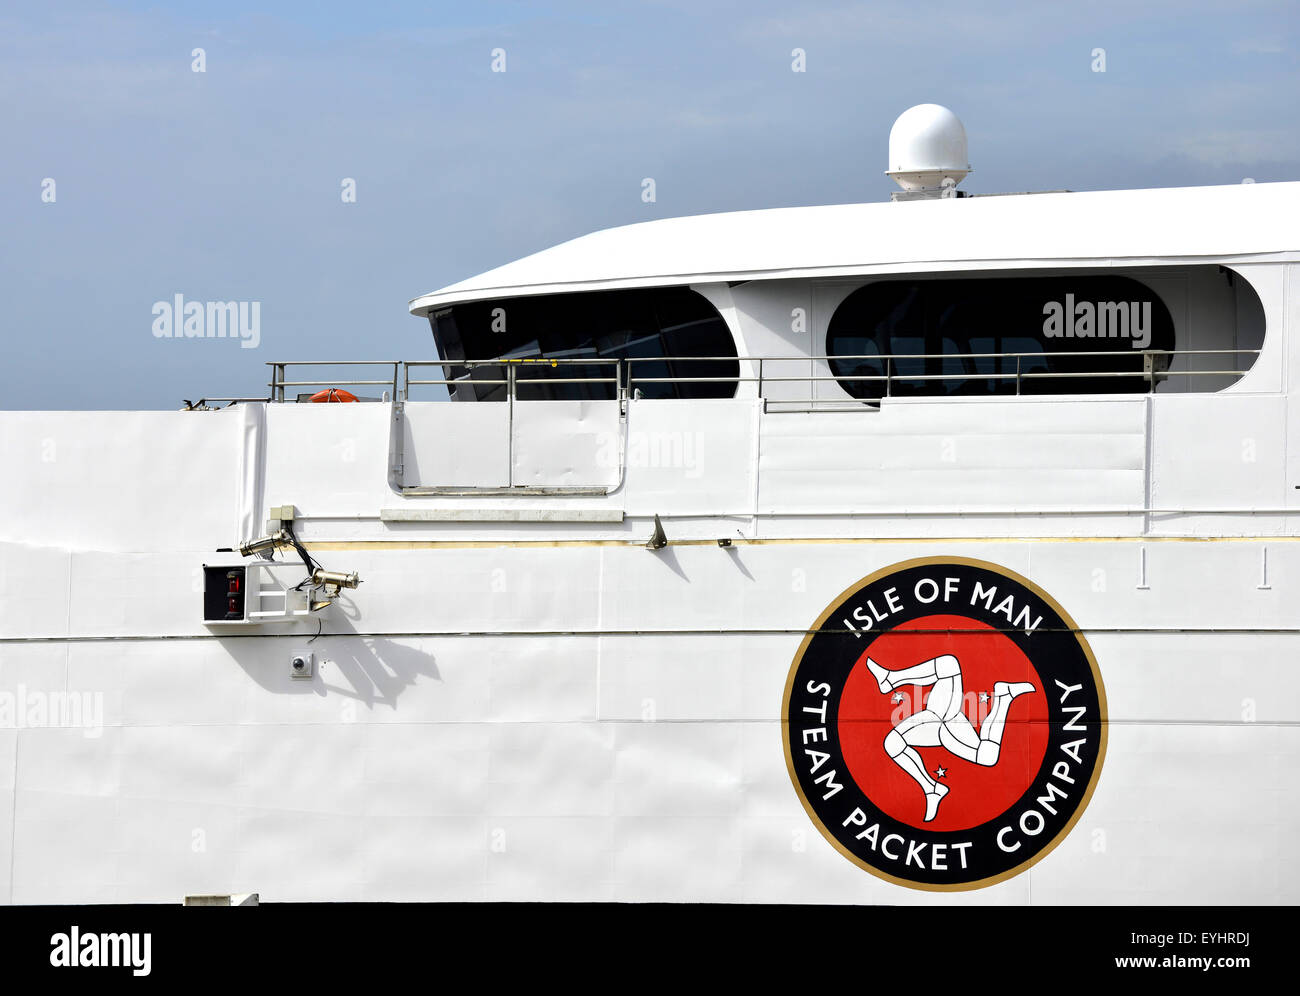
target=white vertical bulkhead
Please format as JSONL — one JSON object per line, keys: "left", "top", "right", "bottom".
{"left": 237, "top": 403, "right": 266, "bottom": 541}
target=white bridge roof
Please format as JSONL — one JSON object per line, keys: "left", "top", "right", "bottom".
{"left": 409, "top": 181, "right": 1300, "bottom": 315}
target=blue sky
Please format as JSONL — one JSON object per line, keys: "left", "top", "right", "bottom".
{"left": 2, "top": 0, "right": 1297, "bottom": 409}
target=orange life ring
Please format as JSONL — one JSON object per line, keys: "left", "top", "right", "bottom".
{"left": 309, "top": 388, "right": 359, "bottom": 403}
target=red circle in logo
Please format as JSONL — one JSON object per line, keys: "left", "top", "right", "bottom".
{"left": 837, "top": 614, "right": 1050, "bottom": 833}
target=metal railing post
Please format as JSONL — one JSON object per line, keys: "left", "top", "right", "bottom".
{"left": 507, "top": 363, "right": 516, "bottom": 487}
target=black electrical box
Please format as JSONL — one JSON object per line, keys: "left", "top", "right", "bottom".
{"left": 203, "top": 565, "right": 247, "bottom": 622}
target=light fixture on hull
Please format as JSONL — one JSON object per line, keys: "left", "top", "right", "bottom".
{"left": 238, "top": 529, "right": 289, "bottom": 558}
{"left": 312, "top": 569, "right": 361, "bottom": 595}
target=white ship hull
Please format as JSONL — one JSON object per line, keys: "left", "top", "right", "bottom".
{"left": 3, "top": 370, "right": 1298, "bottom": 903}
{"left": 5, "top": 167, "right": 1300, "bottom": 904}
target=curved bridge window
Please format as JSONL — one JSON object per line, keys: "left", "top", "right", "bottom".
{"left": 827, "top": 275, "right": 1183, "bottom": 401}
{"left": 430, "top": 286, "right": 738, "bottom": 401}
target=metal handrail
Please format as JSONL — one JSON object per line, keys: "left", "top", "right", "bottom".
{"left": 261, "top": 348, "right": 1260, "bottom": 404}
{"left": 267, "top": 360, "right": 401, "bottom": 403}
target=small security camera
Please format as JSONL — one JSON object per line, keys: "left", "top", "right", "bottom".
{"left": 290, "top": 650, "right": 314, "bottom": 679}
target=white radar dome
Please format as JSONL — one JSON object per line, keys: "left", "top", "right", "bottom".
{"left": 886, "top": 104, "right": 971, "bottom": 193}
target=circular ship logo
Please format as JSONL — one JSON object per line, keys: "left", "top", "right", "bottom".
{"left": 782, "top": 557, "right": 1107, "bottom": 891}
